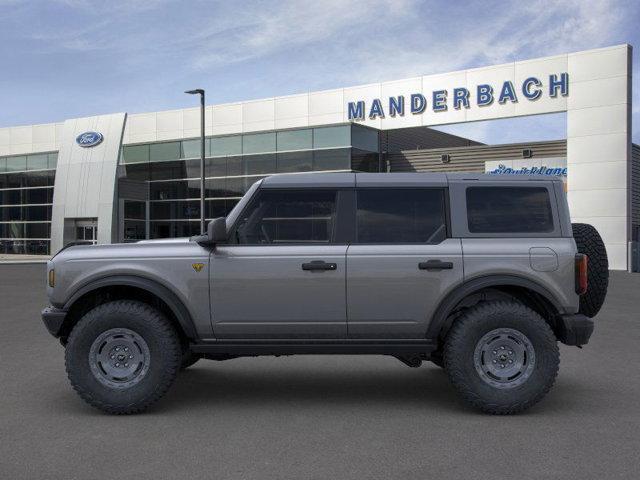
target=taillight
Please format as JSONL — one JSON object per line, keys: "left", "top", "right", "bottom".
{"left": 575, "top": 254, "right": 588, "bottom": 295}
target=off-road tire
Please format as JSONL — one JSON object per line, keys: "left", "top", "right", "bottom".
{"left": 444, "top": 301, "right": 559, "bottom": 414}
{"left": 572, "top": 223, "right": 609, "bottom": 318}
{"left": 180, "top": 351, "right": 201, "bottom": 370}
{"left": 65, "top": 300, "right": 181, "bottom": 414}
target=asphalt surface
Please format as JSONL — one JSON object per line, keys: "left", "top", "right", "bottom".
{"left": 1, "top": 264, "right": 639, "bottom": 479}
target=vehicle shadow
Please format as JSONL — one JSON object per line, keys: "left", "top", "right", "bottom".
{"left": 157, "top": 360, "right": 471, "bottom": 414}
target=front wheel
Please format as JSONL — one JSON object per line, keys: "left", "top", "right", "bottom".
{"left": 65, "top": 300, "right": 181, "bottom": 414}
{"left": 443, "top": 301, "right": 559, "bottom": 414}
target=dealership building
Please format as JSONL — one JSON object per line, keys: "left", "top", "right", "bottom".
{"left": 0, "top": 44, "right": 637, "bottom": 270}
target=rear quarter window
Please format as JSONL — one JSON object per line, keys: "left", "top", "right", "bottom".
{"left": 466, "top": 186, "right": 554, "bottom": 234}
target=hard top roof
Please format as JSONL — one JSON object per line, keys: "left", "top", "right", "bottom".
{"left": 261, "top": 172, "right": 561, "bottom": 188}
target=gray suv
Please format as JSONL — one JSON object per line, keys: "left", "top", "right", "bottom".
{"left": 42, "top": 173, "right": 608, "bottom": 415}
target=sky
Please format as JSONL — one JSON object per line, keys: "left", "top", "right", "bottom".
{"left": 0, "top": 0, "right": 638, "bottom": 144}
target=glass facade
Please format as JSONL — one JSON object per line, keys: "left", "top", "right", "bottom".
{"left": 118, "top": 124, "right": 380, "bottom": 241}
{"left": 0, "top": 152, "right": 57, "bottom": 254}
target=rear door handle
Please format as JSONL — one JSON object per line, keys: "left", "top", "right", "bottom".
{"left": 419, "top": 260, "right": 453, "bottom": 271}
{"left": 302, "top": 260, "right": 337, "bottom": 271}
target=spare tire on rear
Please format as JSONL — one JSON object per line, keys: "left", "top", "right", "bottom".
{"left": 572, "top": 223, "right": 609, "bottom": 317}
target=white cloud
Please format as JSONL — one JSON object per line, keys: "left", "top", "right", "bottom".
{"left": 2, "top": 0, "right": 638, "bottom": 141}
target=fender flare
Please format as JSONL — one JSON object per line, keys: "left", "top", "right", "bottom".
{"left": 426, "top": 274, "right": 564, "bottom": 340}
{"left": 62, "top": 275, "right": 198, "bottom": 339}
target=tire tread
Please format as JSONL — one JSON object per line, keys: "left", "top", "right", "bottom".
{"left": 444, "top": 301, "right": 560, "bottom": 415}
{"left": 65, "top": 300, "right": 181, "bottom": 415}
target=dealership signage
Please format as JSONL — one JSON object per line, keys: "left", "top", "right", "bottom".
{"left": 347, "top": 73, "right": 569, "bottom": 120}
{"left": 76, "top": 131, "right": 104, "bottom": 148}
{"left": 488, "top": 164, "right": 567, "bottom": 177}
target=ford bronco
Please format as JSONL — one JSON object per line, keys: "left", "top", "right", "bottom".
{"left": 42, "top": 172, "right": 608, "bottom": 414}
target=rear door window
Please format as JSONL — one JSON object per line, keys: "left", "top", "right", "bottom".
{"left": 466, "top": 186, "right": 554, "bottom": 234}
{"left": 356, "top": 188, "right": 447, "bottom": 243}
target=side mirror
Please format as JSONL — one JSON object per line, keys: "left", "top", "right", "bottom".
{"left": 194, "top": 217, "right": 227, "bottom": 246}
{"left": 208, "top": 217, "right": 227, "bottom": 243}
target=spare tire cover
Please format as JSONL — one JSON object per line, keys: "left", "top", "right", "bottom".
{"left": 572, "top": 223, "right": 609, "bottom": 317}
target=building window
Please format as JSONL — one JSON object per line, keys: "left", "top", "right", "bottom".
{"left": 351, "top": 125, "right": 379, "bottom": 152}
{"left": 277, "top": 151, "right": 313, "bottom": 173}
{"left": 244, "top": 154, "right": 277, "bottom": 175}
{"left": 211, "top": 136, "right": 242, "bottom": 157}
{"left": 181, "top": 138, "right": 212, "bottom": 159}
{"left": 313, "top": 148, "right": 350, "bottom": 171}
{"left": 0, "top": 152, "right": 57, "bottom": 255}
{"left": 122, "top": 144, "right": 150, "bottom": 164}
{"left": 150, "top": 142, "right": 181, "bottom": 162}
{"left": 313, "top": 126, "right": 350, "bottom": 149}
{"left": 277, "top": 129, "right": 313, "bottom": 151}
{"left": 351, "top": 149, "right": 379, "bottom": 172}
{"left": 243, "top": 133, "right": 276, "bottom": 154}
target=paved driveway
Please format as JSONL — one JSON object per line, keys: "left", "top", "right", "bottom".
{"left": 1, "top": 264, "right": 638, "bottom": 479}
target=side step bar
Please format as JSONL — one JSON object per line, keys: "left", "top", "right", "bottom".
{"left": 190, "top": 339, "right": 437, "bottom": 356}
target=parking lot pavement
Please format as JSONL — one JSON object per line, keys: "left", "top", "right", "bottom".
{"left": 1, "top": 264, "right": 639, "bottom": 480}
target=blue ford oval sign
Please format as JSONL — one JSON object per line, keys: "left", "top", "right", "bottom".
{"left": 76, "top": 131, "right": 103, "bottom": 148}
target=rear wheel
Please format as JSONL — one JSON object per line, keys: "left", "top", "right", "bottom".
{"left": 65, "top": 300, "right": 181, "bottom": 414}
{"left": 572, "top": 223, "right": 609, "bottom": 317}
{"left": 444, "top": 301, "right": 559, "bottom": 414}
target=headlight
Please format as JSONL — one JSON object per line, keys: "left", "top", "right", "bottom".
{"left": 48, "top": 269, "right": 55, "bottom": 288}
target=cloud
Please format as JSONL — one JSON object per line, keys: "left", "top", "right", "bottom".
{"left": 189, "top": 0, "right": 413, "bottom": 70}
{"left": 1, "top": 0, "right": 638, "bottom": 142}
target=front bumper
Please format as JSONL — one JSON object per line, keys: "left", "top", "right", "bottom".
{"left": 41, "top": 306, "right": 67, "bottom": 338}
{"left": 556, "top": 313, "right": 594, "bottom": 346}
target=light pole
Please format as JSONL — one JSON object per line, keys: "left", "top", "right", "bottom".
{"left": 185, "top": 88, "right": 206, "bottom": 234}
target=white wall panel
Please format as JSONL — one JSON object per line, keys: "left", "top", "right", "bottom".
{"left": 275, "top": 95, "right": 309, "bottom": 129}
{"left": 127, "top": 113, "right": 156, "bottom": 137}
{"left": 275, "top": 94, "right": 308, "bottom": 119}
{"left": 567, "top": 189, "right": 627, "bottom": 218}
{"left": 567, "top": 133, "right": 628, "bottom": 165}
{"left": 33, "top": 124, "right": 56, "bottom": 144}
{"left": 212, "top": 103, "right": 242, "bottom": 135}
{"left": 10, "top": 126, "right": 32, "bottom": 145}
{"left": 309, "top": 89, "right": 343, "bottom": 117}
{"left": 0, "top": 128, "right": 10, "bottom": 146}
{"left": 565, "top": 44, "right": 631, "bottom": 270}
{"left": 568, "top": 46, "right": 629, "bottom": 82}
{"left": 567, "top": 104, "right": 628, "bottom": 138}
{"left": 242, "top": 99, "right": 275, "bottom": 132}
{"left": 567, "top": 76, "right": 629, "bottom": 110}
{"left": 156, "top": 110, "right": 183, "bottom": 133}
{"left": 568, "top": 161, "right": 627, "bottom": 191}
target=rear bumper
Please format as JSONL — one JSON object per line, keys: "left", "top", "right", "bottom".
{"left": 556, "top": 313, "right": 594, "bottom": 346}
{"left": 41, "top": 306, "right": 67, "bottom": 338}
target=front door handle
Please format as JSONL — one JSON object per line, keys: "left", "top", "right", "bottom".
{"left": 302, "top": 260, "right": 338, "bottom": 271}
{"left": 419, "top": 260, "right": 453, "bottom": 271}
